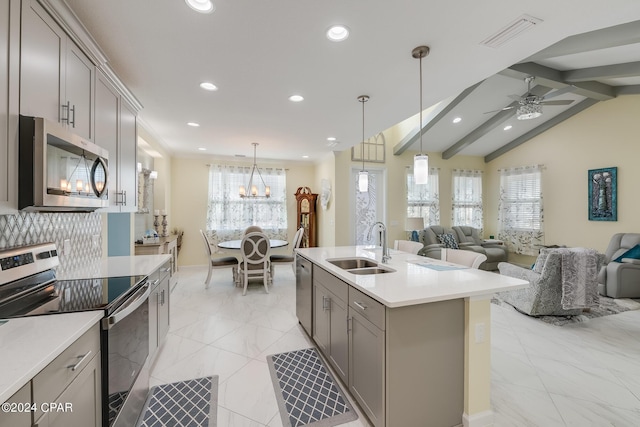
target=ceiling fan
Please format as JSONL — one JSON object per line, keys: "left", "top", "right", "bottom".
{"left": 485, "top": 76, "right": 575, "bottom": 120}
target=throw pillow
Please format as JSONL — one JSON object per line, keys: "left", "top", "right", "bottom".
{"left": 438, "top": 233, "right": 459, "bottom": 249}
{"left": 613, "top": 244, "right": 640, "bottom": 263}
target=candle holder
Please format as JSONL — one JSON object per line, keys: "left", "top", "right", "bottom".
{"left": 154, "top": 215, "right": 160, "bottom": 236}
{"left": 161, "top": 215, "right": 168, "bottom": 237}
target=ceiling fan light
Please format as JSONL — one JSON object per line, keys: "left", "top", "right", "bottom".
{"left": 358, "top": 171, "right": 369, "bottom": 192}
{"left": 517, "top": 103, "right": 542, "bottom": 120}
{"left": 414, "top": 154, "right": 429, "bottom": 185}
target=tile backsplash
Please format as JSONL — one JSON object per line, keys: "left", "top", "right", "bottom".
{"left": 0, "top": 212, "right": 102, "bottom": 274}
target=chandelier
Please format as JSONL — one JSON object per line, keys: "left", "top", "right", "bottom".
{"left": 412, "top": 45, "right": 430, "bottom": 185}
{"left": 516, "top": 103, "right": 542, "bottom": 120}
{"left": 239, "top": 143, "right": 271, "bottom": 198}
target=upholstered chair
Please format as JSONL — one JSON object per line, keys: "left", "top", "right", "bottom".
{"left": 598, "top": 233, "right": 640, "bottom": 298}
{"left": 416, "top": 225, "right": 456, "bottom": 259}
{"left": 451, "top": 226, "right": 508, "bottom": 271}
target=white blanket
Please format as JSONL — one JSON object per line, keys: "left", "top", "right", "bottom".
{"left": 558, "top": 248, "right": 600, "bottom": 309}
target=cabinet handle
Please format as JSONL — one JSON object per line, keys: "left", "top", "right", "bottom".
{"left": 61, "top": 101, "right": 70, "bottom": 124}
{"left": 322, "top": 296, "right": 331, "bottom": 311}
{"left": 163, "top": 267, "right": 172, "bottom": 273}
{"left": 353, "top": 301, "right": 367, "bottom": 311}
{"left": 347, "top": 317, "right": 352, "bottom": 333}
{"left": 70, "top": 104, "right": 76, "bottom": 128}
{"left": 123, "top": 190, "right": 127, "bottom": 206}
{"left": 161, "top": 289, "right": 165, "bottom": 305}
{"left": 69, "top": 350, "right": 92, "bottom": 372}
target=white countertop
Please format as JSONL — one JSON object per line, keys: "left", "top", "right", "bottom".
{"left": 57, "top": 254, "right": 171, "bottom": 280}
{"left": 0, "top": 311, "right": 103, "bottom": 403}
{"left": 296, "top": 246, "right": 528, "bottom": 308}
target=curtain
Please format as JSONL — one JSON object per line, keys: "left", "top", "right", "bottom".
{"left": 206, "top": 164, "right": 287, "bottom": 251}
{"left": 406, "top": 168, "right": 440, "bottom": 226}
{"left": 451, "top": 169, "right": 483, "bottom": 233}
{"left": 497, "top": 165, "right": 544, "bottom": 255}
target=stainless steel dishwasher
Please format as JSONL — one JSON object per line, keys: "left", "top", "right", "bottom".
{"left": 295, "top": 255, "right": 312, "bottom": 335}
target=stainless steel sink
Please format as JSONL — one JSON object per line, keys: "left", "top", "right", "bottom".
{"left": 327, "top": 258, "right": 378, "bottom": 270}
{"left": 348, "top": 267, "right": 395, "bottom": 275}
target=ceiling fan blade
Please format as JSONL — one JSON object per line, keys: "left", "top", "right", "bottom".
{"left": 541, "top": 85, "right": 576, "bottom": 100}
{"left": 540, "top": 99, "right": 574, "bottom": 106}
{"left": 483, "top": 106, "right": 515, "bottom": 114}
{"left": 507, "top": 94, "right": 521, "bottom": 101}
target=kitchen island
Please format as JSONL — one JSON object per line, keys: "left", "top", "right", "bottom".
{"left": 296, "top": 246, "right": 528, "bottom": 427}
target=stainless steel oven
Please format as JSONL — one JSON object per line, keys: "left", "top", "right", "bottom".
{"left": 0, "top": 243, "right": 150, "bottom": 427}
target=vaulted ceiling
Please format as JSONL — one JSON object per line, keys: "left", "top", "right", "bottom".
{"left": 394, "top": 20, "right": 640, "bottom": 162}
{"left": 60, "top": 0, "right": 640, "bottom": 162}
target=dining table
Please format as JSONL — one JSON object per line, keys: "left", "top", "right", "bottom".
{"left": 217, "top": 239, "right": 289, "bottom": 250}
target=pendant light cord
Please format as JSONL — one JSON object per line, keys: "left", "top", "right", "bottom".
{"left": 357, "top": 95, "right": 369, "bottom": 172}
{"left": 419, "top": 53, "right": 423, "bottom": 154}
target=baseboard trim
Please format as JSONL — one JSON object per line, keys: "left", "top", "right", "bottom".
{"left": 462, "top": 410, "right": 494, "bottom": 427}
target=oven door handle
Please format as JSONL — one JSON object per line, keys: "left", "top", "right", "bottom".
{"left": 101, "top": 283, "right": 150, "bottom": 330}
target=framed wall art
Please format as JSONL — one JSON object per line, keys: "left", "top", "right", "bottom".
{"left": 588, "top": 167, "right": 617, "bottom": 221}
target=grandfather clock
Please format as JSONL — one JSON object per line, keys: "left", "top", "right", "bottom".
{"left": 295, "top": 187, "right": 318, "bottom": 248}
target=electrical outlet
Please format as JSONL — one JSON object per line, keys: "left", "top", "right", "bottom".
{"left": 64, "top": 239, "right": 71, "bottom": 256}
{"left": 91, "top": 234, "right": 99, "bottom": 248}
{"left": 475, "top": 322, "right": 485, "bottom": 343}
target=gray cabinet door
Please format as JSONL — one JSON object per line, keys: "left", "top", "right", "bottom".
{"left": 94, "top": 71, "right": 119, "bottom": 209}
{"left": 20, "top": 0, "right": 64, "bottom": 122}
{"left": 328, "top": 292, "right": 348, "bottom": 385}
{"left": 0, "top": 382, "right": 31, "bottom": 427}
{"left": 119, "top": 99, "right": 137, "bottom": 211}
{"left": 35, "top": 352, "right": 101, "bottom": 427}
{"left": 65, "top": 40, "right": 94, "bottom": 140}
{"left": 349, "top": 308, "right": 385, "bottom": 427}
{"left": 149, "top": 283, "right": 159, "bottom": 356}
{"left": 312, "top": 283, "right": 330, "bottom": 354}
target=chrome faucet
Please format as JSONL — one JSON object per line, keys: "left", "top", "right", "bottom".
{"left": 367, "top": 221, "right": 391, "bottom": 263}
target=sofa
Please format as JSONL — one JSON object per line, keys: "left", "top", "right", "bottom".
{"left": 598, "top": 233, "right": 640, "bottom": 298}
{"left": 416, "top": 225, "right": 454, "bottom": 259}
{"left": 452, "top": 226, "right": 508, "bottom": 271}
{"left": 498, "top": 248, "right": 604, "bottom": 316}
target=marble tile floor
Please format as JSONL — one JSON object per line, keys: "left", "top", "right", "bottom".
{"left": 150, "top": 265, "right": 640, "bottom": 427}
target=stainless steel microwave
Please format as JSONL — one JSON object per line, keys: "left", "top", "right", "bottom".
{"left": 19, "top": 116, "right": 109, "bottom": 211}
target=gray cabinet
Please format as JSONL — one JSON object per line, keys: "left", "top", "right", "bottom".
{"left": 32, "top": 324, "right": 101, "bottom": 427}
{"left": 149, "top": 260, "right": 171, "bottom": 360}
{"left": 20, "top": 0, "right": 94, "bottom": 140}
{"left": 312, "top": 266, "right": 348, "bottom": 386}
{"left": 0, "top": 383, "right": 31, "bottom": 427}
{"left": 95, "top": 70, "right": 137, "bottom": 212}
{"left": 0, "top": 0, "right": 19, "bottom": 212}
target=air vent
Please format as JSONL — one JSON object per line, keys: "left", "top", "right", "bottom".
{"left": 480, "top": 14, "right": 543, "bottom": 48}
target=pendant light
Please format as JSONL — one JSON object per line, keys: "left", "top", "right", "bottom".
{"left": 357, "top": 95, "right": 370, "bottom": 192}
{"left": 239, "top": 143, "right": 271, "bottom": 198}
{"left": 412, "top": 46, "right": 430, "bottom": 185}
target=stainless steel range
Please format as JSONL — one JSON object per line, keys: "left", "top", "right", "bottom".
{"left": 0, "top": 242, "right": 150, "bottom": 427}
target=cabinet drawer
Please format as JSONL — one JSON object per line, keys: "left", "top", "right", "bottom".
{"left": 33, "top": 324, "right": 100, "bottom": 406}
{"left": 349, "top": 287, "right": 385, "bottom": 331}
{"left": 149, "top": 260, "right": 171, "bottom": 287}
{"left": 313, "top": 265, "right": 348, "bottom": 301}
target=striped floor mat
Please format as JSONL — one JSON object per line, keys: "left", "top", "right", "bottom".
{"left": 137, "top": 376, "right": 218, "bottom": 427}
{"left": 267, "top": 348, "right": 358, "bottom": 427}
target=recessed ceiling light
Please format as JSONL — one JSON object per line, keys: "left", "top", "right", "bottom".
{"left": 327, "top": 137, "right": 336, "bottom": 141}
{"left": 185, "top": 0, "right": 215, "bottom": 14}
{"left": 187, "top": 122, "right": 200, "bottom": 127}
{"left": 452, "top": 117, "right": 462, "bottom": 124}
{"left": 289, "top": 95, "right": 304, "bottom": 102}
{"left": 504, "top": 125, "right": 513, "bottom": 131}
{"left": 200, "top": 82, "right": 218, "bottom": 91}
{"left": 326, "top": 25, "right": 350, "bottom": 42}
{"left": 198, "top": 147, "right": 207, "bottom": 151}
{"left": 302, "top": 155, "right": 309, "bottom": 159}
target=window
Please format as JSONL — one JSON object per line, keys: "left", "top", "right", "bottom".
{"left": 406, "top": 168, "right": 439, "bottom": 226}
{"left": 497, "top": 165, "right": 544, "bottom": 255}
{"left": 451, "top": 169, "right": 483, "bottom": 231}
{"left": 206, "top": 165, "right": 287, "bottom": 247}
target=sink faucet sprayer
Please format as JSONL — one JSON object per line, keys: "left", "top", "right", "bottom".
{"left": 367, "top": 222, "right": 391, "bottom": 263}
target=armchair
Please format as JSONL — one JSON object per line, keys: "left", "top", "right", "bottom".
{"left": 452, "top": 226, "right": 508, "bottom": 271}
{"left": 498, "top": 248, "right": 603, "bottom": 316}
{"left": 598, "top": 233, "right": 640, "bottom": 298}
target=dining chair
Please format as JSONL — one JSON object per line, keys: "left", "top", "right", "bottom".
{"left": 393, "top": 240, "right": 424, "bottom": 254}
{"left": 238, "top": 231, "right": 271, "bottom": 295}
{"left": 270, "top": 227, "right": 304, "bottom": 280}
{"left": 243, "top": 225, "right": 263, "bottom": 235}
{"left": 200, "top": 229, "right": 239, "bottom": 288}
{"left": 441, "top": 248, "right": 487, "bottom": 269}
